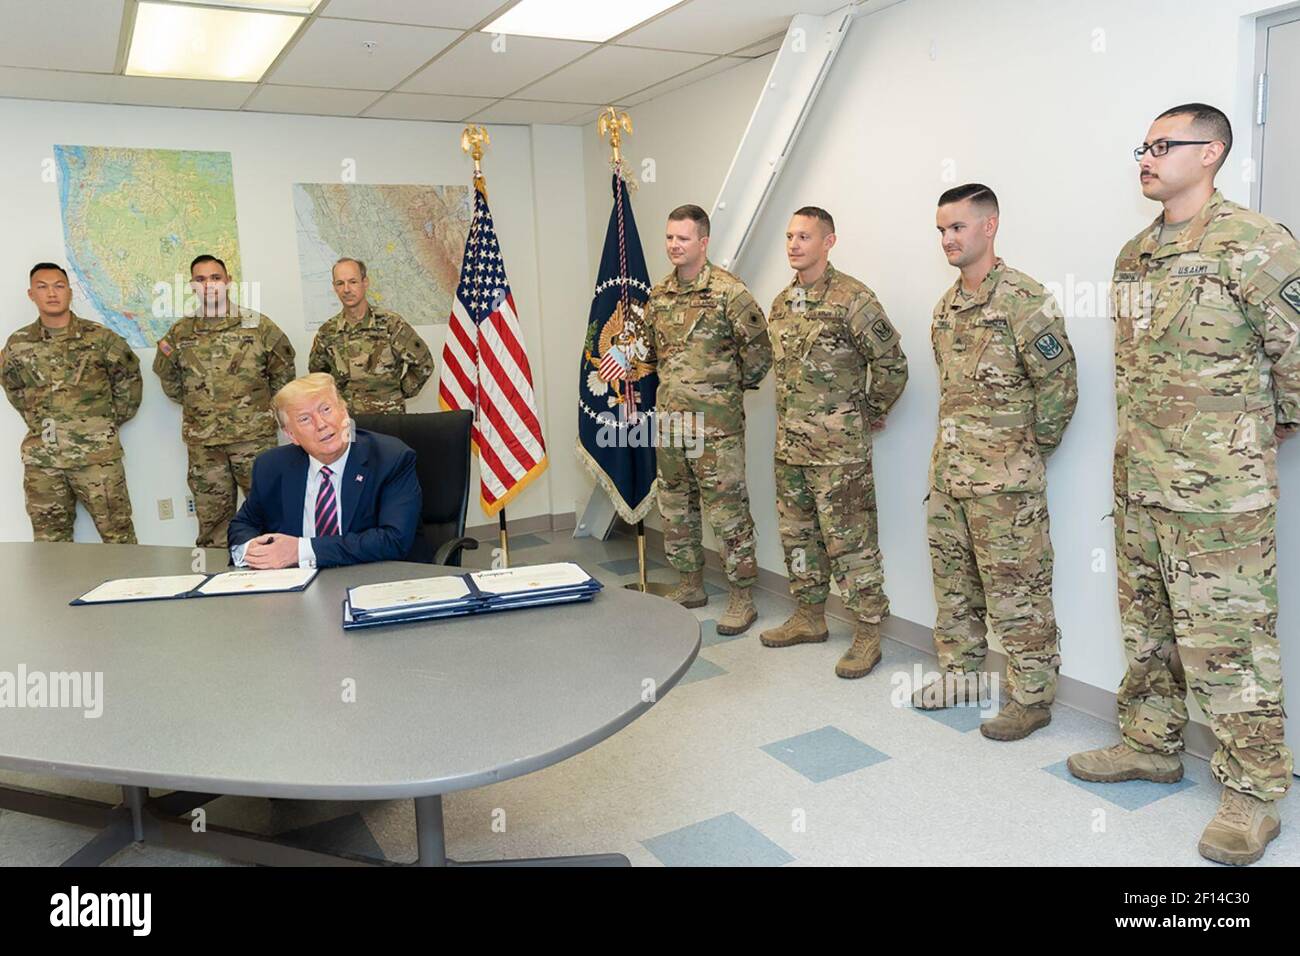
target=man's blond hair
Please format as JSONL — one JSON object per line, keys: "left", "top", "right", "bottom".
{"left": 273, "top": 372, "right": 345, "bottom": 426}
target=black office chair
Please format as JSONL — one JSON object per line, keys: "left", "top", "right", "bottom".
{"left": 352, "top": 410, "right": 479, "bottom": 567}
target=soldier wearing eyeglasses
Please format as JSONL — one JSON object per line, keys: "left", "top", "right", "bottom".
{"left": 1068, "top": 103, "right": 1300, "bottom": 865}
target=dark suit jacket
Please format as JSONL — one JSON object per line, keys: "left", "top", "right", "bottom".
{"left": 228, "top": 428, "right": 421, "bottom": 568}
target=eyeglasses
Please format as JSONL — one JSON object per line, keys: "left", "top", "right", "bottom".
{"left": 1133, "top": 140, "right": 1213, "bottom": 161}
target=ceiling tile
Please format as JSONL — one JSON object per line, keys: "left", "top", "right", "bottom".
{"left": 0, "top": 0, "right": 124, "bottom": 72}
{"left": 518, "top": 45, "right": 711, "bottom": 103}
{"left": 362, "top": 91, "right": 495, "bottom": 121}
{"left": 0, "top": 66, "right": 120, "bottom": 105}
{"left": 622, "top": 55, "right": 746, "bottom": 106}
{"left": 467, "top": 98, "right": 593, "bottom": 125}
{"left": 321, "top": 0, "right": 507, "bottom": 29}
{"left": 267, "top": 17, "right": 460, "bottom": 90}
{"left": 113, "top": 75, "right": 257, "bottom": 109}
{"left": 730, "top": 33, "right": 784, "bottom": 57}
{"left": 401, "top": 33, "right": 594, "bottom": 98}
{"left": 244, "top": 83, "right": 383, "bottom": 116}
{"left": 563, "top": 103, "right": 632, "bottom": 127}
{"left": 616, "top": 0, "right": 827, "bottom": 55}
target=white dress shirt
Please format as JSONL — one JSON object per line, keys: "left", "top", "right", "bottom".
{"left": 231, "top": 442, "right": 351, "bottom": 569}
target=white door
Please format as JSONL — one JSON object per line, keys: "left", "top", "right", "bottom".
{"left": 1256, "top": 10, "right": 1300, "bottom": 769}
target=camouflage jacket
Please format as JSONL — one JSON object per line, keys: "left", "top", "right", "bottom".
{"left": 930, "top": 261, "right": 1078, "bottom": 497}
{"left": 308, "top": 304, "right": 433, "bottom": 414}
{"left": 1, "top": 312, "right": 142, "bottom": 468}
{"left": 153, "top": 308, "right": 296, "bottom": 446}
{"left": 1112, "top": 190, "right": 1300, "bottom": 513}
{"left": 769, "top": 263, "right": 908, "bottom": 465}
{"left": 645, "top": 260, "right": 771, "bottom": 439}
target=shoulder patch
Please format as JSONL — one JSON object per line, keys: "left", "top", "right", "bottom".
{"left": 158, "top": 339, "right": 173, "bottom": 357}
{"left": 1034, "top": 332, "right": 1063, "bottom": 361}
{"left": 1279, "top": 276, "right": 1300, "bottom": 316}
{"left": 871, "top": 317, "right": 893, "bottom": 343}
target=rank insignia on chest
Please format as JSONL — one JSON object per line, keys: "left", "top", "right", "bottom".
{"left": 1034, "top": 332, "right": 1063, "bottom": 360}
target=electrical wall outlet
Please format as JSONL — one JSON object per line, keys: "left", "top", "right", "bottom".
{"left": 158, "top": 498, "right": 174, "bottom": 520}
{"left": 185, "top": 495, "right": 195, "bottom": 516}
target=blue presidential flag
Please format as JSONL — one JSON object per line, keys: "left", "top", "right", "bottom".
{"left": 576, "top": 173, "right": 658, "bottom": 523}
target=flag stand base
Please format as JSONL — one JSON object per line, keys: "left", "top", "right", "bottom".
{"left": 623, "top": 520, "right": 676, "bottom": 596}
{"left": 624, "top": 580, "right": 676, "bottom": 596}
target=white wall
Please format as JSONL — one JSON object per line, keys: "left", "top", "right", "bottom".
{"left": 584, "top": 0, "right": 1296, "bottom": 697}
{"left": 0, "top": 100, "right": 588, "bottom": 545}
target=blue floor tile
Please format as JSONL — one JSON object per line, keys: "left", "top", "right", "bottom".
{"left": 914, "top": 703, "right": 987, "bottom": 733}
{"left": 704, "top": 580, "right": 725, "bottom": 596}
{"left": 504, "top": 533, "right": 550, "bottom": 550}
{"left": 761, "top": 725, "right": 890, "bottom": 783}
{"left": 1042, "top": 760, "right": 1197, "bottom": 810}
{"left": 643, "top": 812, "right": 794, "bottom": 867}
{"left": 700, "top": 619, "right": 745, "bottom": 647}
{"left": 678, "top": 656, "right": 726, "bottom": 685}
{"left": 599, "top": 556, "right": 667, "bottom": 576}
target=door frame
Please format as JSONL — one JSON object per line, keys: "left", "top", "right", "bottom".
{"left": 1251, "top": 5, "right": 1300, "bottom": 212}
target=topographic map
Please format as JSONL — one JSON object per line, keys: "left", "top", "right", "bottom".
{"left": 55, "top": 145, "right": 241, "bottom": 348}
{"left": 293, "top": 183, "right": 471, "bottom": 328}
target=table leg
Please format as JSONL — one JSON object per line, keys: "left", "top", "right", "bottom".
{"left": 414, "top": 794, "right": 447, "bottom": 867}
{"left": 124, "top": 785, "right": 146, "bottom": 842}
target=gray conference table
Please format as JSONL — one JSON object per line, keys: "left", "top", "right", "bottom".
{"left": 0, "top": 543, "right": 700, "bottom": 867}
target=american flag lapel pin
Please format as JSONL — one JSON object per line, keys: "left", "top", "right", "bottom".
{"left": 355, "top": 474, "right": 364, "bottom": 482}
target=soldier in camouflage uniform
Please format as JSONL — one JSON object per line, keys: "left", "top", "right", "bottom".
{"left": 2, "top": 263, "right": 141, "bottom": 542}
{"left": 1068, "top": 105, "right": 1299, "bottom": 865}
{"left": 645, "top": 204, "right": 771, "bottom": 635}
{"left": 308, "top": 257, "right": 434, "bottom": 414}
{"left": 759, "top": 207, "right": 908, "bottom": 678}
{"left": 154, "top": 254, "right": 296, "bottom": 549}
{"left": 913, "top": 185, "right": 1078, "bottom": 740}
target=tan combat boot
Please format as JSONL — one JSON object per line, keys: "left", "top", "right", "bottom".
{"left": 716, "top": 586, "right": 757, "bottom": 635}
{"left": 1066, "top": 742, "right": 1184, "bottom": 784}
{"left": 666, "top": 569, "right": 707, "bottom": 608}
{"left": 1198, "top": 788, "right": 1282, "bottom": 866}
{"left": 760, "top": 602, "right": 829, "bottom": 648}
{"left": 911, "top": 672, "right": 980, "bottom": 710}
{"left": 835, "top": 621, "right": 881, "bottom": 678}
{"left": 980, "top": 699, "right": 1051, "bottom": 740}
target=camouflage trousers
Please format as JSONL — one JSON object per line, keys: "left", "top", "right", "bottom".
{"left": 775, "top": 458, "right": 886, "bottom": 622}
{"left": 346, "top": 394, "right": 406, "bottom": 415}
{"left": 23, "top": 459, "right": 136, "bottom": 544}
{"left": 656, "top": 433, "right": 758, "bottom": 587}
{"left": 927, "top": 489, "right": 1059, "bottom": 706}
{"left": 1116, "top": 500, "right": 1292, "bottom": 800}
{"left": 187, "top": 439, "right": 270, "bottom": 549}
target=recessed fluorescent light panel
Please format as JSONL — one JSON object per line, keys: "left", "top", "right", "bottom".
{"left": 126, "top": 1, "right": 305, "bottom": 82}
{"left": 168, "top": 0, "right": 320, "bottom": 11}
{"left": 483, "top": 0, "right": 680, "bottom": 43}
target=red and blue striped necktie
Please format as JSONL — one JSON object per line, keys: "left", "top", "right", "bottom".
{"left": 315, "top": 465, "right": 340, "bottom": 536}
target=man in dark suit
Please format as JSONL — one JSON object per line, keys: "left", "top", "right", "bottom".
{"left": 229, "top": 372, "right": 421, "bottom": 569}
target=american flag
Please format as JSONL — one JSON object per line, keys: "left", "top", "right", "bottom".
{"left": 438, "top": 178, "right": 547, "bottom": 515}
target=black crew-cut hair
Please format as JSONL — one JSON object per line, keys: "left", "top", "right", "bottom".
{"left": 938, "top": 183, "right": 999, "bottom": 216}
{"left": 792, "top": 206, "right": 835, "bottom": 234}
{"left": 1156, "top": 102, "right": 1233, "bottom": 171}
{"left": 30, "top": 262, "right": 69, "bottom": 281}
{"left": 190, "top": 254, "right": 227, "bottom": 274}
